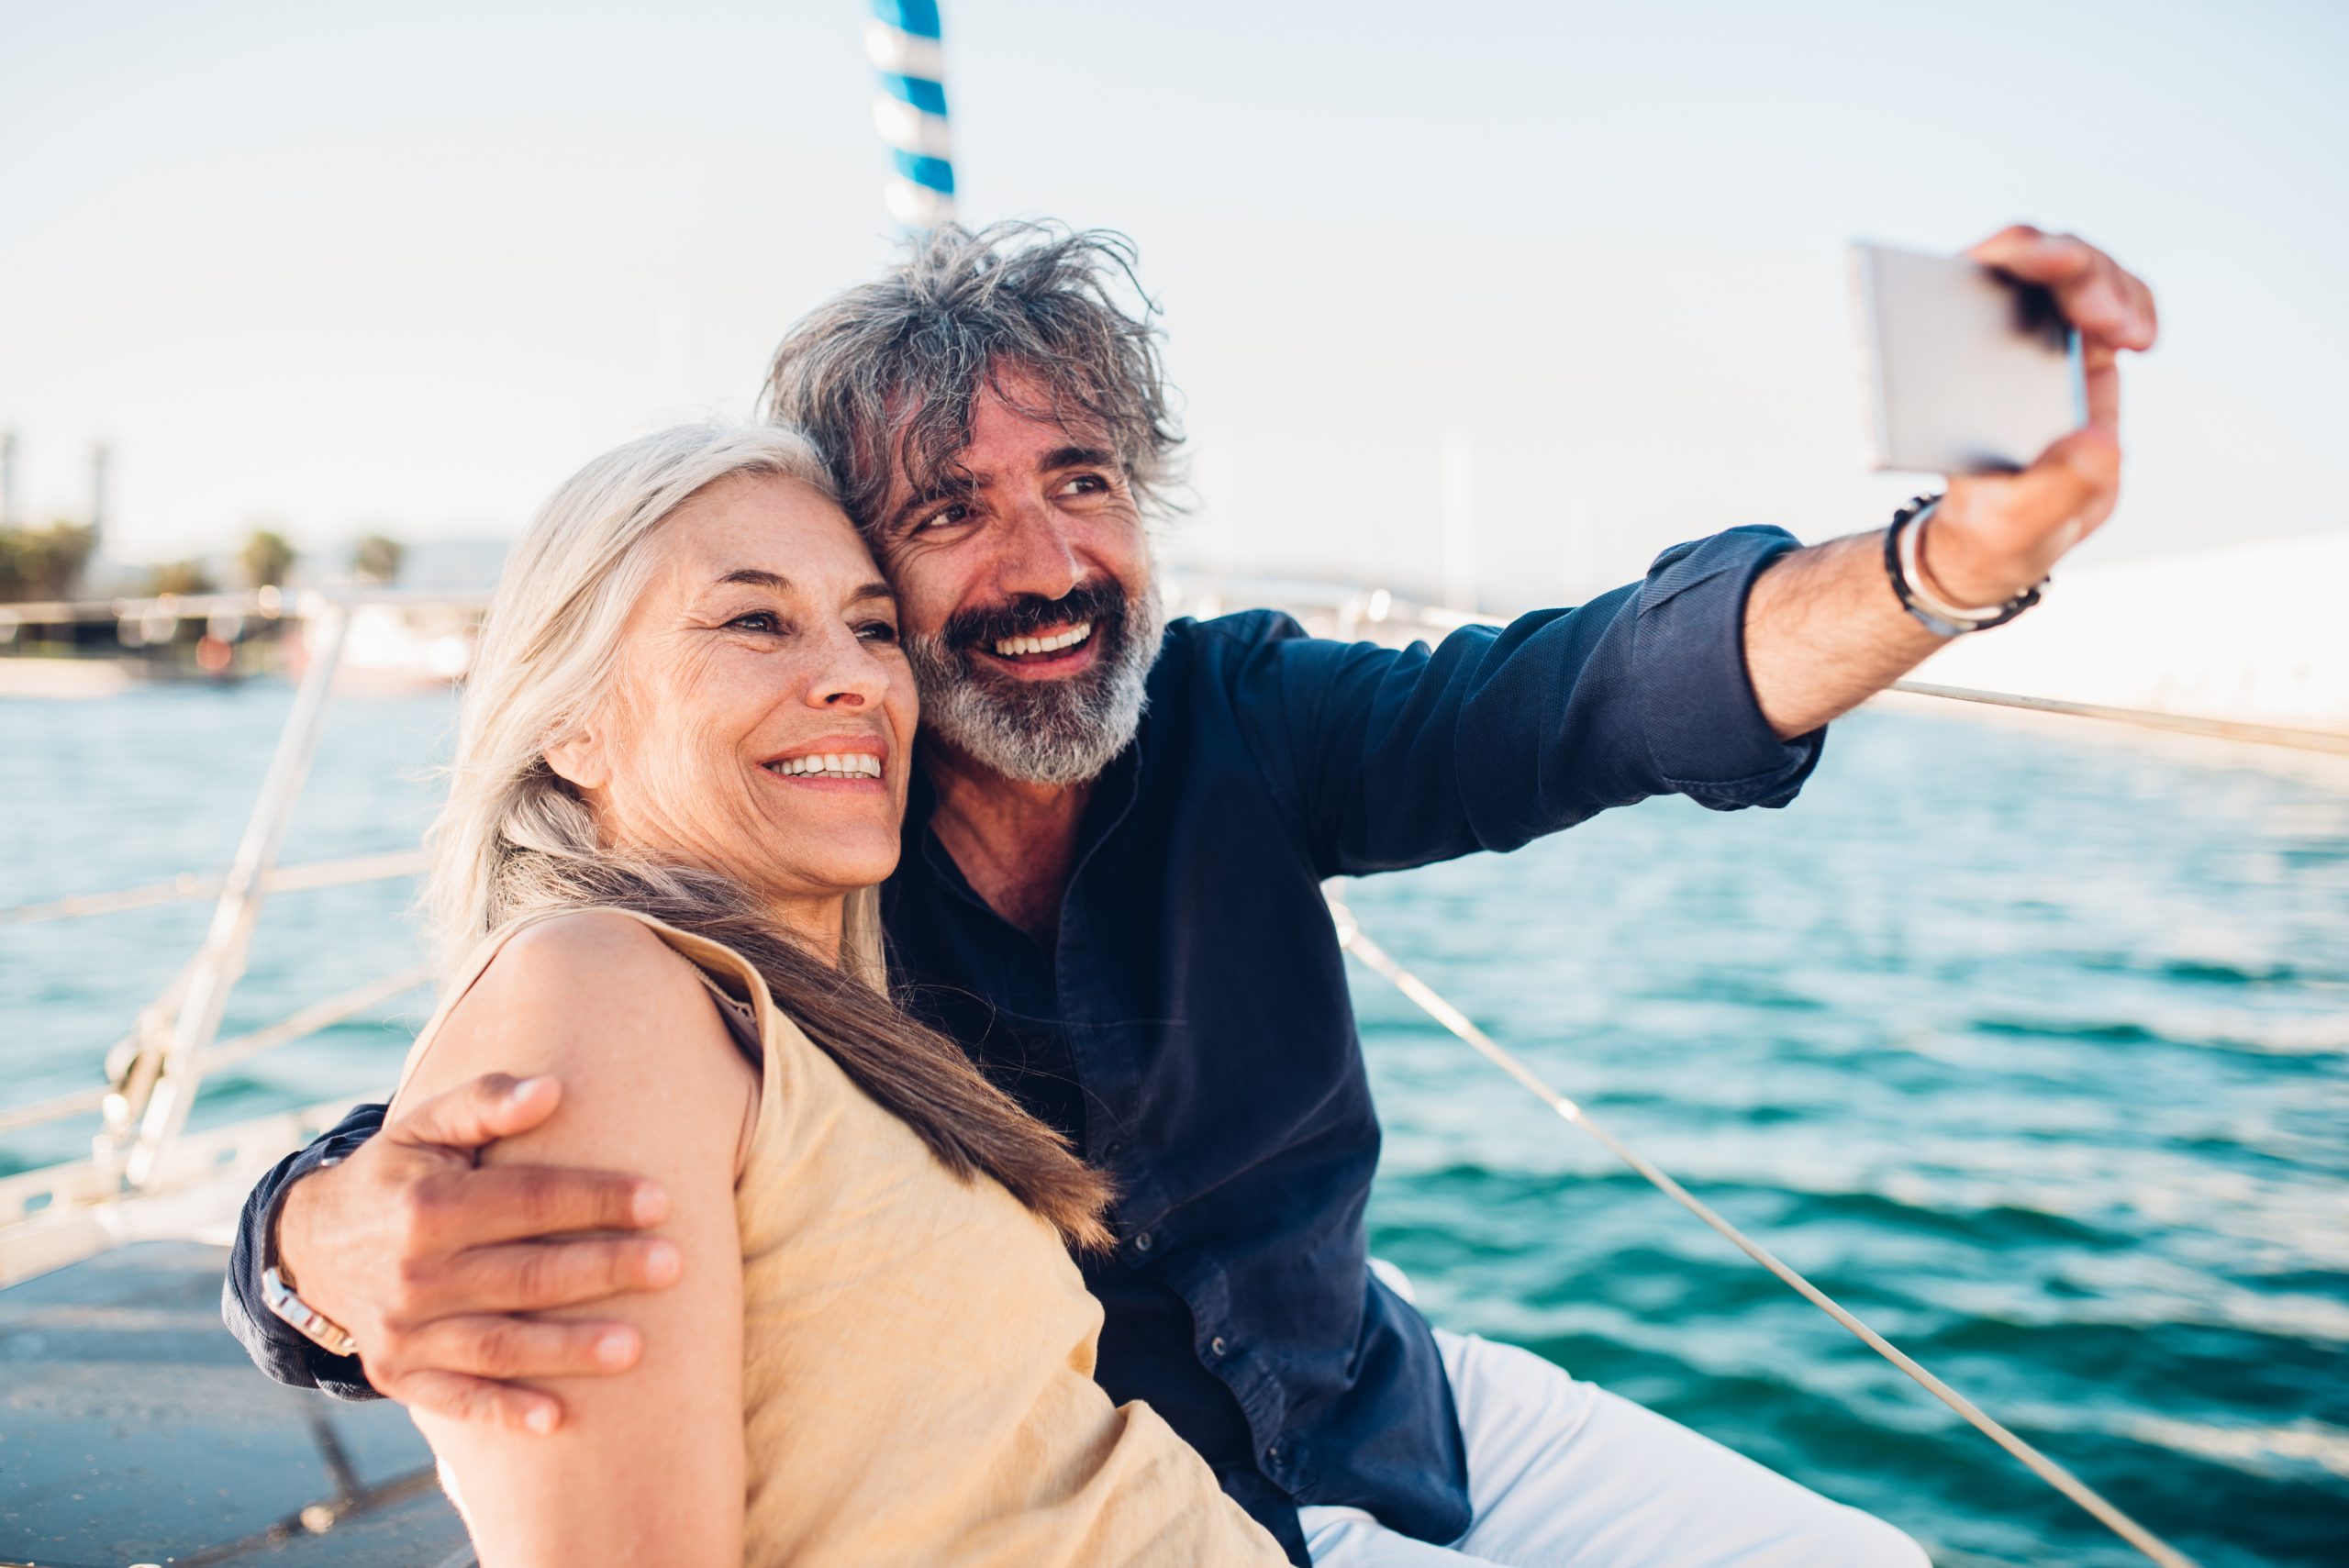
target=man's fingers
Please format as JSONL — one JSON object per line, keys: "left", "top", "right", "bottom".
{"left": 423, "top": 1164, "right": 670, "bottom": 1251}
{"left": 443, "top": 1234, "right": 683, "bottom": 1313}
{"left": 1966, "top": 227, "right": 2157, "bottom": 352}
{"left": 1966, "top": 223, "right": 2086, "bottom": 282}
{"left": 2080, "top": 339, "right": 2121, "bottom": 434}
{"left": 388, "top": 1368, "right": 564, "bottom": 1435}
{"left": 405, "top": 1314, "right": 643, "bottom": 1382}
{"left": 2009, "top": 426, "right": 2122, "bottom": 548}
{"left": 391, "top": 1072, "right": 563, "bottom": 1153}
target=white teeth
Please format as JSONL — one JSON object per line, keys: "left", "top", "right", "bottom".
{"left": 768, "top": 753, "right": 884, "bottom": 779}
{"left": 991, "top": 622, "right": 1094, "bottom": 658}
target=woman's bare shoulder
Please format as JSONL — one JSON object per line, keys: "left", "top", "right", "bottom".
{"left": 407, "top": 908, "right": 751, "bottom": 1141}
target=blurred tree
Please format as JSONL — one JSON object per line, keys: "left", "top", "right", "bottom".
{"left": 0, "top": 520, "right": 98, "bottom": 601}
{"left": 239, "top": 528, "right": 296, "bottom": 589}
{"left": 351, "top": 533, "right": 404, "bottom": 584}
{"left": 148, "top": 560, "right": 216, "bottom": 596}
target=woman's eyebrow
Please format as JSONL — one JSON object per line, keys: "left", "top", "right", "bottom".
{"left": 715, "top": 568, "right": 893, "bottom": 607}
{"left": 716, "top": 567, "right": 792, "bottom": 591}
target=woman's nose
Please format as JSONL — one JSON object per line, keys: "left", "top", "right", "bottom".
{"left": 807, "top": 626, "right": 890, "bottom": 709}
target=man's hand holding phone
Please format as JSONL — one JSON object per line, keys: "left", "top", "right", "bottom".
{"left": 1926, "top": 226, "right": 2160, "bottom": 606}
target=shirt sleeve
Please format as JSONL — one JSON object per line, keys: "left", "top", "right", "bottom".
{"left": 1223, "top": 525, "right": 1826, "bottom": 876}
{"left": 220, "top": 1101, "right": 390, "bottom": 1400}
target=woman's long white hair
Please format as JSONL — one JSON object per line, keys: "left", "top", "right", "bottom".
{"left": 423, "top": 422, "right": 882, "bottom": 986}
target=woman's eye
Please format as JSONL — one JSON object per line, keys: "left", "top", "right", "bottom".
{"left": 728, "top": 611, "right": 783, "bottom": 635}
{"left": 856, "top": 620, "right": 900, "bottom": 645}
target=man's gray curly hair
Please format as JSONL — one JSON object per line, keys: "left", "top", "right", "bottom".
{"left": 758, "top": 221, "right": 1186, "bottom": 534}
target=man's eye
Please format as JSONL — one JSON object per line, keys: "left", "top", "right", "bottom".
{"left": 856, "top": 620, "right": 899, "bottom": 645}
{"left": 914, "top": 502, "right": 974, "bottom": 534}
{"left": 1060, "top": 473, "right": 1108, "bottom": 495}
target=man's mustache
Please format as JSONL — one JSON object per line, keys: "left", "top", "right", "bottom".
{"left": 941, "top": 580, "right": 1128, "bottom": 655}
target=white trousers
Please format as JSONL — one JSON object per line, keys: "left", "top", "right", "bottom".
{"left": 1300, "top": 1331, "right": 1929, "bottom": 1568}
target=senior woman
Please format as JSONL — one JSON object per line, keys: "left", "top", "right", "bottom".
{"left": 393, "top": 422, "right": 1286, "bottom": 1567}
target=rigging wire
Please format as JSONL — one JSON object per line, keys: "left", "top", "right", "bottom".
{"left": 1887, "top": 681, "right": 2349, "bottom": 757}
{"left": 1325, "top": 889, "right": 2203, "bottom": 1568}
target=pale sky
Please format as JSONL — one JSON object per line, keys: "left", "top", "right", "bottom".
{"left": 5, "top": 0, "right": 2345, "bottom": 606}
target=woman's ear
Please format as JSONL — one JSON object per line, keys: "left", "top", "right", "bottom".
{"left": 543, "top": 728, "right": 611, "bottom": 793}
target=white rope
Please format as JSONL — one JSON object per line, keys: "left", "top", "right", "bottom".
{"left": 0, "top": 849, "right": 427, "bottom": 927}
{"left": 0, "top": 966, "right": 430, "bottom": 1134}
{"left": 196, "top": 965, "right": 433, "bottom": 1073}
{"left": 1326, "top": 893, "right": 2201, "bottom": 1568}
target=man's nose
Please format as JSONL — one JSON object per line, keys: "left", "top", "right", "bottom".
{"left": 990, "top": 496, "right": 1084, "bottom": 604}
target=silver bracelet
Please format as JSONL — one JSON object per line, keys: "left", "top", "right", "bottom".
{"left": 1884, "top": 495, "right": 2045, "bottom": 637}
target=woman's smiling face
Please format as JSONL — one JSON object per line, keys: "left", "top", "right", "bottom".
{"left": 546, "top": 473, "right": 918, "bottom": 937}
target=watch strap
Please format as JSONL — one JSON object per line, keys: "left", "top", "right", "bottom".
{"left": 261, "top": 1264, "right": 361, "bottom": 1357}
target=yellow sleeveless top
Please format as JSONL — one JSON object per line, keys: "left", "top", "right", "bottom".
{"left": 425, "top": 909, "right": 1286, "bottom": 1568}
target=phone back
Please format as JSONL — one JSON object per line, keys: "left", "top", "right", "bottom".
{"left": 1851, "top": 241, "right": 2084, "bottom": 475}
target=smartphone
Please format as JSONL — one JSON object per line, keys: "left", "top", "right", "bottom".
{"left": 1850, "top": 241, "right": 2086, "bottom": 475}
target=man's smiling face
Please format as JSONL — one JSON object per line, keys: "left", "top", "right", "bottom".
{"left": 871, "top": 364, "right": 1164, "bottom": 786}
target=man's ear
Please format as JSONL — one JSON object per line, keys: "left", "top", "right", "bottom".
{"left": 543, "top": 728, "right": 611, "bottom": 793}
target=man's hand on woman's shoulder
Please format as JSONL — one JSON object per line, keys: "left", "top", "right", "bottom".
{"left": 275, "top": 1052, "right": 684, "bottom": 1433}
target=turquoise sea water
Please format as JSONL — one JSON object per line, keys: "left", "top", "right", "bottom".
{"left": 4, "top": 684, "right": 2345, "bottom": 1567}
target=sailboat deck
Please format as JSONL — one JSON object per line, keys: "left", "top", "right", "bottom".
{"left": 1, "top": 1241, "right": 470, "bottom": 1568}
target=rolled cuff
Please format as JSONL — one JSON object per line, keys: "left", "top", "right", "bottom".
{"left": 1633, "top": 526, "right": 1826, "bottom": 810}
{"left": 221, "top": 1119, "right": 384, "bottom": 1400}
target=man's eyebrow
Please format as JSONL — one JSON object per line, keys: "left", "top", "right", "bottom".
{"left": 885, "top": 444, "right": 1124, "bottom": 531}
{"left": 889, "top": 470, "right": 984, "bottom": 533}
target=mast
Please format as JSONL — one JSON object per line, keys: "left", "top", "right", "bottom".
{"left": 865, "top": 1, "right": 955, "bottom": 230}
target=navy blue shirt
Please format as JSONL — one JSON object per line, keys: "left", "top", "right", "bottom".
{"left": 226, "top": 526, "right": 1822, "bottom": 1562}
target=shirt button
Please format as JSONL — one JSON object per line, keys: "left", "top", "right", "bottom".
{"left": 1133, "top": 1231, "right": 1152, "bottom": 1252}
{"left": 1209, "top": 1336, "right": 1228, "bottom": 1358}
{"left": 1265, "top": 1444, "right": 1281, "bottom": 1464}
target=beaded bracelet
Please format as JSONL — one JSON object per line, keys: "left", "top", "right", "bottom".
{"left": 1882, "top": 495, "right": 2045, "bottom": 637}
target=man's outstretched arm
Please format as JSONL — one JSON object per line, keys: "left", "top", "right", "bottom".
{"left": 224, "top": 1073, "right": 681, "bottom": 1434}
{"left": 1743, "top": 226, "right": 2158, "bottom": 739}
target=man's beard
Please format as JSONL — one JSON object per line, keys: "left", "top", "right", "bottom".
{"left": 904, "top": 574, "right": 1164, "bottom": 788}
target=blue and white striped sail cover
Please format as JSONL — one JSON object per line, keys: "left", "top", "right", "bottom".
{"left": 867, "top": 0, "right": 954, "bottom": 228}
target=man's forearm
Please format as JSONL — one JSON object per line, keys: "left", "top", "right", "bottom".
{"left": 1741, "top": 528, "right": 1945, "bottom": 740}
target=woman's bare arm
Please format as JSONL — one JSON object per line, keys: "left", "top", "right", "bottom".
{"left": 395, "top": 911, "right": 753, "bottom": 1568}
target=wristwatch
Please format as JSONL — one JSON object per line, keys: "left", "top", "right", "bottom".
{"left": 260, "top": 1158, "right": 361, "bottom": 1357}
{"left": 262, "top": 1264, "right": 360, "bottom": 1356}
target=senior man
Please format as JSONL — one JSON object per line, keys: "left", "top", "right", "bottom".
{"left": 228, "top": 221, "right": 2154, "bottom": 1565}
